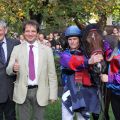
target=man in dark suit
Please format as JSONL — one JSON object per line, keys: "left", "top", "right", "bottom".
{"left": 0, "top": 20, "right": 20, "bottom": 120}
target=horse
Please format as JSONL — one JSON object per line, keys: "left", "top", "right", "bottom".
{"left": 75, "top": 22, "right": 108, "bottom": 120}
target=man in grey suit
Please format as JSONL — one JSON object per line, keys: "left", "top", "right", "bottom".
{"left": 0, "top": 20, "right": 20, "bottom": 120}
{"left": 6, "top": 20, "right": 58, "bottom": 120}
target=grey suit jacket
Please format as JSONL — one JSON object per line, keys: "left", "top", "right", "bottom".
{"left": 6, "top": 41, "right": 58, "bottom": 106}
{"left": 0, "top": 38, "right": 20, "bottom": 103}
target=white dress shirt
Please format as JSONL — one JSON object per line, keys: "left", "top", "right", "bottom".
{"left": 1, "top": 37, "right": 7, "bottom": 62}
{"left": 27, "top": 41, "right": 39, "bottom": 86}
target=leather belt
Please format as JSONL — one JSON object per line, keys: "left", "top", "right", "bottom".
{"left": 28, "top": 85, "right": 38, "bottom": 89}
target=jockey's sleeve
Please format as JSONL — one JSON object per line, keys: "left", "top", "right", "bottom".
{"left": 103, "top": 40, "right": 113, "bottom": 60}
{"left": 68, "top": 55, "right": 88, "bottom": 71}
{"left": 60, "top": 52, "right": 88, "bottom": 71}
{"left": 106, "top": 83, "right": 120, "bottom": 92}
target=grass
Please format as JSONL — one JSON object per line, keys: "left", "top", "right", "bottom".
{"left": 45, "top": 99, "right": 115, "bottom": 120}
{"left": 15, "top": 98, "right": 115, "bottom": 120}
{"left": 45, "top": 98, "right": 61, "bottom": 120}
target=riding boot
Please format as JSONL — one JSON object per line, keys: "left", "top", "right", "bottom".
{"left": 92, "top": 113, "right": 99, "bottom": 120}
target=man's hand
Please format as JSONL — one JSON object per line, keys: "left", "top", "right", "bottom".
{"left": 100, "top": 74, "right": 108, "bottom": 82}
{"left": 49, "top": 99, "right": 56, "bottom": 104}
{"left": 13, "top": 59, "right": 19, "bottom": 73}
{"left": 89, "top": 53, "right": 103, "bottom": 64}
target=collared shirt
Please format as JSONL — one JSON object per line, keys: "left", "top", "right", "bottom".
{"left": 27, "top": 41, "right": 39, "bottom": 86}
{"left": 0, "top": 37, "right": 7, "bottom": 61}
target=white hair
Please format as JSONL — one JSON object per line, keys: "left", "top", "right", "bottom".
{"left": 0, "top": 20, "right": 7, "bottom": 28}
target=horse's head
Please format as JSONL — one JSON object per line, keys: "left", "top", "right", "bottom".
{"left": 86, "top": 29, "right": 103, "bottom": 55}
{"left": 82, "top": 24, "right": 103, "bottom": 57}
{"left": 75, "top": 21, "right": 106, "bottom": 80}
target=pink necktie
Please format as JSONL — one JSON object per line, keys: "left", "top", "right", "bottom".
{"left": 29, "top": 45, "right": 35, "bottom": 80}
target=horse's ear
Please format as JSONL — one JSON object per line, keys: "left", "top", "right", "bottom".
{"left": 96, "top": 14, "right": 107, "bottom": 30}
{"left": 74, "top": 18, "right": 86, "bottom": 30}
{"left": 96, "top": 18, "right": 101, "bottom": 28}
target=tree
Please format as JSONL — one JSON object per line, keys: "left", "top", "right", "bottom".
{"left": 0, "top": 0, "right": 119, "bottom": 34}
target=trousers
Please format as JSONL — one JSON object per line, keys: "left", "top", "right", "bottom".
{"left": 62, "top": 103, "right": 90, "bottom": 120}
{"left": 17, "top": 88, "right": 46, "bottom": 120}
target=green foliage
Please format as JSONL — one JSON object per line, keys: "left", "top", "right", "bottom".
{"left": 54, "top": 55, "right": 62, "bottom": 86}
{"left": 45, "top": 99, "right": 61, "bottom": 120}
{"left": 0, "top": 0, "right": 119, "bottom": 34}
{"left": 45, "top": 99, "right": 115, "bottom": 120}
{"left": 112, "top": 5, "right": 120, "bottom": 22}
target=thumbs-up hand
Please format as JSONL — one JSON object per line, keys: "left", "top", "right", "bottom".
{"left": 13, "top": 59, "right": 19, "bottom": 73}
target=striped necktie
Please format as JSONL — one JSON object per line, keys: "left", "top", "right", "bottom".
{"left": 0, "top": 42, "right": 6, "bottom": 64}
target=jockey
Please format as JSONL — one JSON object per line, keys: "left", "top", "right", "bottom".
{"left": 60, "top": 25, "right": 103, "bottom": 120}
{"left": 101, "top": 36, "right": 120, "bottom": 120}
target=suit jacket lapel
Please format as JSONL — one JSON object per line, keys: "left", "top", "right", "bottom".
{"left": 37, "top": 43, "right": 43, "bottom": 79}
{"left": 22, "top": 42, "right": 28, "bottom": 73}
{"left": 0, "top": 39, "right": 12, "bottom": 64}
{"left": 0, "top": 56, "right": 3, "bottom": 64}
{"left": 6, "top": 39, "right": 12, "bottom": 61}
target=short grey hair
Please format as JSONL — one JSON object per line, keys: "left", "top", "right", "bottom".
{"left": 0, "top": 20, "right": 7, "bottom": 28}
